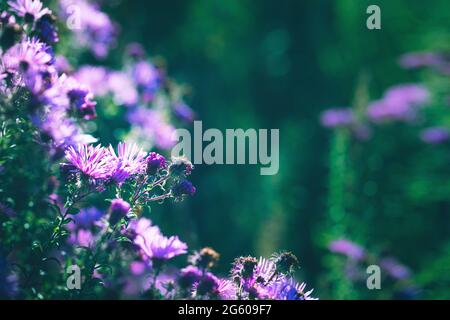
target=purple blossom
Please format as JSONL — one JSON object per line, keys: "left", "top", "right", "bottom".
{"left": 399, "top": 52, "right": 450, "bottom": 75}
{"left": 171, "top": 180, "right": 196, "bottom": 197}
{"left": 145, "top": 152, "right": 166, "bottom": 175}
{"left": 109, "top": 198, "right": 131, "bottom": 225}
{"left": 367, "top": 84, "right": 430, "bottom": 123}
{"left": 74, "top": 66, "right": 109, "bottom": 96}
{"left": 64, "top": 144, "right": 111, "bottom": 179}
{"left": 65, "top": 77, "right": 97, "bottom": 120}
{"left": 320, "top": 108, "right": 354, "bottom": 128}
{"left": 329, "top": 239, "right": 366, "bottom": 261}
{"left": 267, "top": 278, "right": 317, "bottom": 300}
{"left": 420, "top": 127, "right": 450, "bottom": 144}
{"left": 379, "top": 257, "right": 411, "bottom": 280}
{"left": 127, "top": 107, "right": 176, "bottom": 149}
{"left": 178, "top": 266, "right": 203, "bottom": 289}
{"left": 59, "top": 0, "right": 116, "bottom": 59}
{"left": 174, "top": 102, "right": 195, "bottom": 122}
{"left": 35, "top": 13, "right": 59, "bottom": 44}
{"left": 108, "top": 71, "right": 138, "bottom": 106}
{"left": 68, "top": 229, "right": 95, "bottom": 248}
{"left": 107, "top": 142, "right": 147, "bottom": 184}
{"left": 8, "top": 0, "right": 51, "bottom": 22}
{"left": 134, "top": 221, "right": 187, "bottom": 261}
{"left": 132, "top": 61, "right": 160, "bottom": 92}
{"left": 70, "top": 207, "right": 103, "bottom": 229}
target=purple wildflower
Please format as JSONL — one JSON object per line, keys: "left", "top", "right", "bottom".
{"left": 109, "top": 198, "right": 131, "bottom": 225}
{"left": 8, "top": 0, "right": 51, "bottom": 22}
{"left": 64, "top": 144, "right": 111, "bottom": 179}
{"left": 107, "top": 142, "right": 147, "bottom": 184}
{"left": 171, "top": 180, "right": 196, "bottom": 198}
{"left": 420, "top": 127, "right": 450, "bottom": 144}
{"left": 65, "top": 77, "right": 97, "bottom": 120}
{"left": 368, "top": 84, "right": 429, "bottom": 123}
{"left": 267, "top": 278, "right": 317, "bottom": 300}
{"left": 134, "top": 225, "right": 187, "bottom": 261}
{"left": 178, "top": 266, "right": 203, "bottom": 290}
{"left": 35, "top": 13, "right": 59, "bottom": 44}
{"left": 379, "top": 257, "right": 411, "bottom": 280}
{"left": 68, "top": 229, "right": 95, "bottom": 248}
{"left": 108, "top": 71, "right": 138, "bottom": 106}
{"left": 74, "top": 66, "right": 109, "bottom": 96}
{"left": 174, "top": 102, "right": 195, "bottom": 122}
{"left": 70, "top": 207, "right": 103, "bottom": 229}
{"left": 132, "top": 60, "right": 160, "bottom": 92}
{"left": 145, "top": 152, "right": 166, "bottom": 176}
{"left": 127, "top": 107, "right": 176, "bottom": 149}
{"left": 320, "top": 108, "right": 354, "bottom": 128}
{"left": 329, "top": 239, "right": 366, "bottom": 261}
{"left": 59, "top": 0, "right": 116, "bottom": 59}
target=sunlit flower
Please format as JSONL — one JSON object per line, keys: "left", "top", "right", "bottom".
{"left": 8, "top": 0, "right": 51, "bottom": 22}
{"left": 64, "top": 144, "right": 111, "bottom": 179}
{"left": 107, "top": 142, "right": 147, "bottom": 184}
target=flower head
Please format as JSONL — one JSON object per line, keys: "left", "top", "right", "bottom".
{"left": 145, "top": 152, "right": 166, "bottom": 176}
{"left": 320, "top": 108, "right": 354, "bottom": 128}
{"left": 8, "top": 0, "right": 51, "bottom": 22}
{"left": 329, "top": 239, "right": 366, "bottom": 261}
{"left": 64, "top": 144, "right": 111, "bottom": 179}
{"left": 267, "top": 278, "right": 317, "bottom": 300}
{"left": 107, "top": 142, "right": 147, "bottom": 184}
{"left": 171, "top": 180, "right": 196, "bottom": 198}
{"left": 109, "top": 198, "right": 131, "bottom": 225}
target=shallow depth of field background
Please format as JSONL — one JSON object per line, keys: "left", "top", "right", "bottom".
{"left": 77, "top": 0, "right": 449, "bottom": 299}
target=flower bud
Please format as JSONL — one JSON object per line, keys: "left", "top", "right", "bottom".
{"left": 171, "top": 180, "right": 196, "bottom": 198}
{"left": 109, "top": 198, "right": 131, "bottom": 225}
{"left": 145, "top": 152, "right": 166, "bottom": 176}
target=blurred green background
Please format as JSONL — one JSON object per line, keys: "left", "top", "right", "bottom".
{"left": 97, "top": 0, "right": 450, "bottom": 299}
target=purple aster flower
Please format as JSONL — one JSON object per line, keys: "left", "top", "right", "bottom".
{"left": 54, "top": 55, "right": 72, "bottom": 74}
{"left": 399, "top": 52, "right": 443, "bottom": 69}
{"left": 145, "top": 152, "right": 166, "bottom": 176}
{"left": 64, "top": 144, "right": 111, "bottom": 179}
{"left": 107, "top": 142, "right": 147, "bottom": 184}
{"left": 174, "top": 102, "right": 195, "bottom": 122}
{"left": 3, "top": 37, "right": 52, "bottom": 76}
{"left": 267, "top": 278, "right": 317, "bottom": 300}
{"left": 178, "top": 266, "right": 203, "bottom": 290}
{"left": 169, "top": 156, "right": 194, "bottom": 176}
{"left": 35, "top": 13, "right": 59, "bottom": 44}
{"left": 320, "top": 108, "right": 354, "bottom": 128}
{"left": 59, "top": 0, "right": 116, "bottom": 59}
{"left": 65, "top": 77, "right": 97, "bottom": 120}
{"left": 8, "top": 0, "right": 51, "bottom": 22}
{"left": 379, "top": 257, "right": 411, "bottom": 280}
{"left": 108, "top": 71, "right": 138, "bottom": 106}
{"left": 171, "top": 180, "right": 196, "bottom": 198}
{"left": 368, "top": 84, "right": 429, "bottom": 123}
{"left": 109, "top": 198, "right": 131, "bottom": 225}
{"left": 420, "top": 127, "right": 450, "bottom": 144}
{"left": 127, "top": 107, "right": 176, "bottom": 149}
{"left": 132, "top": 60, "right": 160, "bottom": 91}
{"left": 127, "top": 217, "right": 160, "bottom": 239}
{"left": 329, "top": 239, "right": 366, "bottom": 261}
{"left": 134, "top": 226, "right": 187, "bottom": 261}
{"left": 68, "top": 228, "right": 95, "bottom": 248}
{"left": 70, "top": 207, "right": 103, "bottom": 229}
{"left": 74, "top": 66, "right": 109, "bottom": 96}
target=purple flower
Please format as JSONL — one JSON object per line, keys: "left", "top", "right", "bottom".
{"left": 35, "top": 13, "right": 59, "bottom": 44}
{"left": 107, "top": 71, "right": 138, "bottom": 106}
{"left": 420, "top": 127, "right": 450, "bottom": 144}
{"left": 171, "top": 180, "right": 196, "bottom": 197}
{"left": 127, "top": 217, "right": 160, "bottom": 238}
{"left": 64, "top": 144, "right": 111, "bottom": 179}
{"left": 107, "top": 142, "right": 147, "bottom": 184}
{"left": 109, "top": 198, "right": 131, "bottom": 225}
{"left": 127, "top": 107, "right": 176, "bottom": 149}
{"left": 146, "top": 152, "right": 166, "bottom": 176}
{"left": 132, "top": 60, "right": 160, "bottom": 92}
{"left": 320, "top": 108, "right": 354, "bottom": 128}
{"left": 379, "top": 257, "right": 411, "bottom": 280}
{"left": 399, "top": 52, "right": 443, "bottom": 69}
{"left": 174, "top": 102, "right": 195, "bottom": 122}
{"left": 65, "top": 77, "right": 97, "bottom": 120}
{"left": 368, "top": 84, "right": 429, "bottom": 123}
{"left": 68, "top": 229, "right": 95, "bottom": 248}
{"left": 329, "top": 239, "right": 366, "bottom": 261}
{"left": 267, "top": 278, "right": 317, "bottom": 300}
{"left": 178, "top": 266, "right": 203, "bottom": 289}
{"left": 8, "top": 0, "right": 51, "bottom": 22}
{"left": 3, "top": 37, "right": 52, "bottom": 77}
{"left": 70, "top": 207, "right": 103, "bottom": 229}
{"left": 59, "top": 0, "right": 116, "bottom": 59}
{"left": 134, "top": 222, "right": 187, "bottom": 261}
{"left": 74, "top": 66, "right": 109, "bottom": 96}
